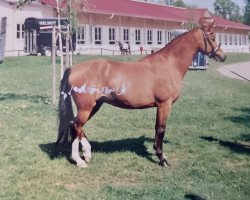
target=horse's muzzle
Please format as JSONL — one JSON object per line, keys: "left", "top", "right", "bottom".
{"left": 209, "top": 49, "right": 226, "bottom": 62}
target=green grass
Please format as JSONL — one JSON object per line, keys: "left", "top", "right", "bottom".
{"left": 0, "top": 53, "right": 249, "bottom": 200}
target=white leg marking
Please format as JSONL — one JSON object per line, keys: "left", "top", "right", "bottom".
{"left": 80, "top": 138, "right": 92, "bottom": 163}
{"left": 71, "top": 138, "right": 87, "bottom": 168}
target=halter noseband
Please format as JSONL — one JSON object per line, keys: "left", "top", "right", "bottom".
{"left": 201, "top": 29, "right": 221, "bottom": 60}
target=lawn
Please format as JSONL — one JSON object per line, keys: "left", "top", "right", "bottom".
{"left": 0, "top": 53, "right": 249, "bottom": 200}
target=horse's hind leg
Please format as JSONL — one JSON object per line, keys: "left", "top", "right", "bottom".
{"left": 89, "top": 101, "right": 103, "bottom": 120}
{"left": 71, "top": 108, "right": 92, "bottom": 168}
{"left": 154, "top": 101, "right": 172, "bottom": 167}
{"left": 71, "top": 102, "right": 103, "bottom": 167}
{"left": 81, "top": 102, "right": 103, "bottom": 163}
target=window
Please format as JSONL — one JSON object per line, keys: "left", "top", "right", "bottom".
{"left": 17, "top": 23, "right": 24, "bottom": 39}
{"left": 218, "top": 34, "right": 222, "bottom": 46}
{"left": 77, "top": 26, "right": 85, "bottom": 44}
{"left": 123, "top": 28, "right": 129, "bottom": 42}
{"left": 239, "top": 35, "right": 242, "bottom": 45}
{"left": 147, "top": 30, "right": 152, "bottom": 45}
{"left": 166, "top": 31, "right": 172, "bottom": 43}
{"left": 109, "top": 28, "right": 115, "bottom": 44}
{"left": 135, "top": 29, "right": 141, "bottom": 45}
{"left": 229, "top": 34, "right": 232, "bottom": 45}
{"left": 94, "top": 27, "right": 102, "bottom": 44}
{"left": 243, "top": 35, "right": 247, "bottom": 45}
{"left": 157, "top": 30, "right": 162, "bottom": 45}
{"left": 234, "top": 34, "right": 237, "bottom": 45}
{"left": 224, "top": 34, "right": 228, "bottom": 45}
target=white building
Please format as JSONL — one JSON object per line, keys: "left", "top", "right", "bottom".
{"left": 0, "top": 0, "right": 250, "bottom": 56}
{"left": 0, "top": 0, "right": 55, "bottom": 56}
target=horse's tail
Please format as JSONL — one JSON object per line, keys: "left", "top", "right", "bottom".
{"left": 56, "top": 68, "right": 74, "bottom": 148}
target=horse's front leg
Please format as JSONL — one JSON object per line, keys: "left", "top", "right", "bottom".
{"left": 154, "top": 101, "right": 172, "bottom": 167}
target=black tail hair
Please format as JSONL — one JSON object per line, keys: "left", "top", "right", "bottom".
{"left": 56, "top": 68, "right": 74, "bottom": 148}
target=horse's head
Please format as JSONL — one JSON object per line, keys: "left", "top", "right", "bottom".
{"left": 198, "top": 15, "right": 226, "bottom": 62}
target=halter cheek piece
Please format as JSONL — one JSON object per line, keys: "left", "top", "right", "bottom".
{"left": 201, "top": 30, "right": 221, "bottom": 60}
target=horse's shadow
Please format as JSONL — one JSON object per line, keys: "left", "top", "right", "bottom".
{"left": 225, "top": 107, "right": 250, "bottom": 128}
{"left": 39, "top": 136, "right": 166, "bottom": 164}
{"left": 184, "top": 193, "right": 206, "bottom": 200}
{"left": 200, "top": 136, "right": 250, "bottom": 155}
{"left": 0, "top": 93, "right": 50, "bottom": 104}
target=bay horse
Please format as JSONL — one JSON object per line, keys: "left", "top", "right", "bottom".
{"left": 57, "top": 19, "right": 226, "bottom": 168}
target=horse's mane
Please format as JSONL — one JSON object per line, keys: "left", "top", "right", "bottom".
{"left": 164, "top": 27, "right": 200, "bottom": 49}
{"left": 140, "top": 27, "right": 200, "bottom": 60}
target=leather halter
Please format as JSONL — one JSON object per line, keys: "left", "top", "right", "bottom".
{"left": 201, "top": 29, "right": 221, "bottom": 60}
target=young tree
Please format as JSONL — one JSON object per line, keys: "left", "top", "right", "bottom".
{"left": 213, "top": 0, "right": 243, "bottom": 22}
{"left": 17, "top": 0, "right": 31, "bottom": 8}
{"left": 244, "top": 0, "right": 250, "bottom": 25}
{"left": 173, "top": 0, "right": 186, "bottom": 8}
{"left": 156, "top": 0, "right": 174, "bottom": 5}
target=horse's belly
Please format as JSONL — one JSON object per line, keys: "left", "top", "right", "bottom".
{"left": 102, "top": 93, "right": 156, "bottom": 109}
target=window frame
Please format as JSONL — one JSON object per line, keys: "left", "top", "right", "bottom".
{"left": 16, "top": 23, "right": 24, "bottom": 39}
{"left": 94, "top": 27, "right": 102, "bottom": 45}
{"left": 123, "top": 28, "right": 129, "bottom": 43}
{"left": 224, "top": 34, "right": 228, "bottom": 46}
{"left": 109, "top": 27, "right": 116, "bottom": 45}
{"left": 135, "top": 29, "right": 141, "bottom": 45}
{"left": 147, "top": 29, "right": 152, "bottom": 45}
{"left": 157, "top": 30, "right": 162, "bottom": 45}
{"left": 166, "top": 31, "right": 172, "bottom": 44}
{"left": 218, "top": 33, "right": 222, "bottom": 46}
{"left": 77, "top": 26, "right": 85, "bottom": 44}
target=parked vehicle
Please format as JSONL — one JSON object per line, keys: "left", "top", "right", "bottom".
{"left": 24, "top": 17, "right": 76, "bottom": 56}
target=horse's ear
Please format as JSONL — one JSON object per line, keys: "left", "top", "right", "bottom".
{"left": 206, "top": 20, "right": 215, "bottom": 32}
{"left": 199, "top": 11, "right": 215, "bottom": 32}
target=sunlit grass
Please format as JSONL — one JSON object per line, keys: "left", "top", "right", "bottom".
{"left": 0, "top": 53, "right": 249, "bottom": 200}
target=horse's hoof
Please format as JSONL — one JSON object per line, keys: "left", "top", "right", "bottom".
{"left": 77, "top": 161, "right": 88, "bottom": 168}
{"left": 159, "top": 159, "right": 170, "bottom": 167}
{"left": 84, "top": 157, "right": 91, "bottom": 163}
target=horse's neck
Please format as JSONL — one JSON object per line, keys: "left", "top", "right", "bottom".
{"left": 156, "top": 29, "right": 201, "bottom": 78}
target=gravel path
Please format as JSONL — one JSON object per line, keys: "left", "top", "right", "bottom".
{"left": 217, "top": 61, "right": 250, "bottom": 82}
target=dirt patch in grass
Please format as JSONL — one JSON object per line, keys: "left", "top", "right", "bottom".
{"left": 223, "top": 158, "right": 249, "bottom": 170}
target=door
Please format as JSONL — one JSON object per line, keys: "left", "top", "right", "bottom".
{"left": 25, "top": 29, "right": 37, "bottom": 54}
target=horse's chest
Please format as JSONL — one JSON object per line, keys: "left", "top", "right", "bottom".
{"left": 153, "top": 79, "right": 182, "bottom": 103}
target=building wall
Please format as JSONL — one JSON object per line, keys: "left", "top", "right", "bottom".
{"left": 1, "top": 1, "right": 249, "bottom": 57}
{"left": 75, "top": 13, "right": 186, "bottom": 55}
{"left": 215, "top": 27, "right": 249, "bottom": 53}
{"left": 0, "top": 0, "right": 55, "bottom": 56}
{"left": 74, "top": 13, "right": 250, "bottom": 55}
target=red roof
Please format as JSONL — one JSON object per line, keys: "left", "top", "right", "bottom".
{"left": 213, "top": 15, "right": 250, "bottom": 30}
{"left": 41, "top": 0, "right": 250, "bottom": 31}
{"left": 85, "top": 0, "right": 185, "bottom": 22}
